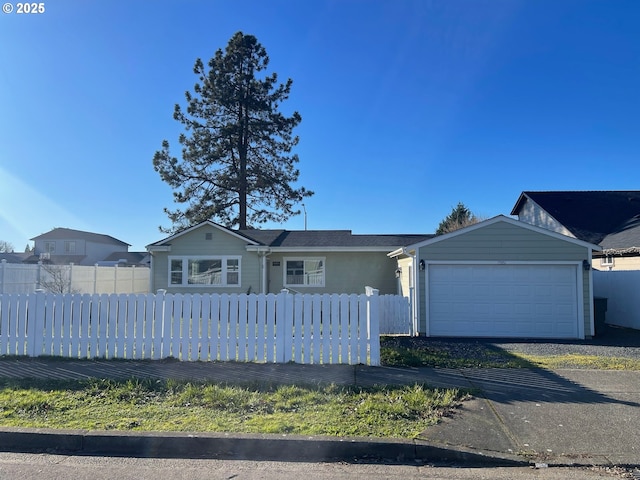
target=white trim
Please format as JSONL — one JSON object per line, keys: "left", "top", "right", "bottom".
{"left": 424, "top": 260, "right": 585, "bottom": 339}
{"left": 423, "top": 260, "right": 583, "bottom": 266}
{"left": 404, "top": 215, "right": 602, "bottom": 252}
{"left": 168, "top": 255, "right": 242, "bottom": 288}
{"left": 147, "top": 245, "right": 171, "bottom": 253}
{"left": 600, "top": 255, "right": 615, "bottom": 267}
{"left": 268, "top": 246, "right": 402, "bottom": 253}
{"left": 283, "top": 256, "right": 326, "bottom": 288}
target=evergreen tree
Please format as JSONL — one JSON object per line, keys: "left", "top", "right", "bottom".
{"left": 153, "top": 32, "right": 312, "bottom": 232}
{"left": 435, "top": 202, "right": 480, "bottom": 235}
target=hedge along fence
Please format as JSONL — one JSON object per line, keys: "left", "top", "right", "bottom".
{"left": 0, "top": 290, "right": 382, "bottom": 365}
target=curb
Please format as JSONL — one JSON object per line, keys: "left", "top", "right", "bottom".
{"left": 0, "top": 428, "right": 527, "bottom": 467}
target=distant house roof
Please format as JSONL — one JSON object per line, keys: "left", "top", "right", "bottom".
{"left": 31, "top": 228, "right": 130, "bottom": 246}
{"left": 147, "top": 221, "right": 432, "bottom": 251}
{"left": 23, "top": 254, "right": 87, "bottom": 265}
{"left": 102, "top": 251, "right": 150, "bottom": 265}
{"left": 0, "top": 252, "right": 30, "bottom": 264}
{"left": 511, "top": 191, "right": 640, "bottom": 250}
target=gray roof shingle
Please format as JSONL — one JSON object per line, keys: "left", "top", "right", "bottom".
{"left": 31, "top": 228, "right": 130, "bottom": 246}
{"left": 238, "top": 229, "right": 432, "bottom": 248}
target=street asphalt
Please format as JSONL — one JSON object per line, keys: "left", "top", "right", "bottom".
{"left": 0, "top": 358, "right": 638, "bottom": 468}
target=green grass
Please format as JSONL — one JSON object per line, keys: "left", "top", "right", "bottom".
{"left": 380, "top": 337, "right": 640, "bottom": 370}
{"left": 380, "top": 343, "right": 530, "bottom": 369}
{"left": 0, "top": 378, "right": 467, "bottom": 438}
{"left": 514, "top": 353, "right": 640, "bottom": 370}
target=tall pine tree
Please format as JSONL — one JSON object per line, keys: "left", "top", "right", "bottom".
{"left": 153, "top": 32, "right": 312, "bottom": 232}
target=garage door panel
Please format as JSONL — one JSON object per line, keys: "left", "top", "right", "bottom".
{"left": 428, "top": 264, "right": 579, "bottom": 339}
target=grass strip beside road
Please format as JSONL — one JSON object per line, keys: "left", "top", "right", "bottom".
{"left": 0, "top": 378, "right": 467, "bottom": 438}
{"left": 380, "top": 337, "right": 640, "bottom": 370}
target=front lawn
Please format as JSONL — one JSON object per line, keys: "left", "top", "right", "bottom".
{"left": 0, "top": 377, "right": 468, "bottom": 438}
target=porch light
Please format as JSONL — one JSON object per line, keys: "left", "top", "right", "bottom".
{"left": 395, "top": 268, "right": 402, "bottom": 278}
{"left": 582, "top": 259, "right": 591, "bottom": 271}
{"left": 419, "top": 259, "right": 425, "bottom": 271}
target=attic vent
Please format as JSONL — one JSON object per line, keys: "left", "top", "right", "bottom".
{"left": 205, "top": 233, "right": 213, "bottom": 240}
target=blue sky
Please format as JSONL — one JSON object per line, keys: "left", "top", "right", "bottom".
{"left": 1, "top": 0, "right": 639, "bottom": 252}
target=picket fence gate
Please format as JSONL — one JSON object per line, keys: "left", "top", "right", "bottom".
{"left": 0, "top": 291, "right": 381, "bottom": 365}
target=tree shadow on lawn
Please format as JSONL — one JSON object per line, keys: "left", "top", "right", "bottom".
{"left": 378, "top": 336, "right": 640, "bottom": 408}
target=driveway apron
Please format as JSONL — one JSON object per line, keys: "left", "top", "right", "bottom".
{"left": 419, "top": 368, "right": 640, "bottom": 466}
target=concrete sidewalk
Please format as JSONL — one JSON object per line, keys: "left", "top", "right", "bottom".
{"left": 0, "top": 358, "right": 638, "bottom": 467}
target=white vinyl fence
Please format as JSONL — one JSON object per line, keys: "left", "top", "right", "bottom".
{"left": 0, "top": 290, "right": 382, "bottom": 365}
{"left": 0, "top": 260, "right": 150, "bottom": 294}
{"left": 593, "top": 270, "right": 640, "bottom": 330}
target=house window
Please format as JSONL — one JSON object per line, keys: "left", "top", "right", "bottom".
{"left": 44, "top": 242, "right": 56, "bottom": 253}
{"left": 284, "top": 257, "right": 325, "bottom": 287}
{"left": 64, "top": 241, "right": 76, "bottom": 254}
{"left": 169, "top": 256, "right": 241, "bottom": 287}
{"left": 600, "top": 256, "right": 614, "bottom": 267}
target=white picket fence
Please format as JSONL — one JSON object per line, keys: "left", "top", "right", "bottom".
{"left": 0, "top": 291, "right": 382, "bottom": 365}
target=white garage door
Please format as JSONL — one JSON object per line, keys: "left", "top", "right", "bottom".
{"left": 428, "top": 264, "right": 580, "bottom": 339}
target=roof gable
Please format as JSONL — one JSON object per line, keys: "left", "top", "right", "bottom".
{"left": 147, "top": 221, "right": 261, "bottom": 249}
{"left": 511, "top": 191, "right": 640, "bottom": 244}
{"left": 402, "top": 215, "right": 602, "bottom": 251}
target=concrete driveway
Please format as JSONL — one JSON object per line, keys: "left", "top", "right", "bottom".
{"left": 417, "top": 367, "right": 640, "bottom": 466}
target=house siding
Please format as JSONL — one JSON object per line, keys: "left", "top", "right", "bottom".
{"left": 517, "top": 198, "right": 574, "bottom": 238}
{"left": 151, "top": 225, "right": 261, "bottom": 294}
{"left": 34, "top": 237, "right": 125, "bottom": 265}
{"left": 267, "top": 251, "right": 397, "bottom": 294}
{"left": 416, "top": 221, "right": 592, "bottom": 336}
{"left": 594, "top": 256, "right": 640, "bottom": 271}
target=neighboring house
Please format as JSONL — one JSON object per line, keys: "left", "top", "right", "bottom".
{"left": 26, "top": 228, "right": 146, "bottom": 267}
{"left": 511, "top": 191, "right": 640, "bottom": 271}
{"left": 389, "top": 216, "right": 601, "bottom": 340}
{"left": 146, "top": 221, "right": 430, "bottom": 295}
{"left": 0, "top": 252, "right": 30, "bottom": 264}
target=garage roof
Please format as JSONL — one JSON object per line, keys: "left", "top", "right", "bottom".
{"left": 393, "top": 215, "right": 602, "bottom": 254}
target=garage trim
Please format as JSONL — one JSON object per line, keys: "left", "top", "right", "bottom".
{"left": 424, "top": 260, "right": 584, "bottom": 339}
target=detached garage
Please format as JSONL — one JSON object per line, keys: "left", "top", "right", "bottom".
{"left": 392, "top": 216, "right": 601, "bottom": 339}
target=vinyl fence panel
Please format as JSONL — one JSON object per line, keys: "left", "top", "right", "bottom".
{"left": 593, "top": 270, "right": 640, "bottom": 330}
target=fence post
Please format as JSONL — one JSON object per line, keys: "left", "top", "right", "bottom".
{"left": 68, "top": 263, "right": 74, "bottom": 293}
{"left": 0, "top": 259, "right": 5, "bottom": 294}
{"left": 28, "top": 290, "right": 46, "bottom": 357}
{"left": 365, "top": 287, "right": 380, "bottom": 366}
{"left": 276, "top": 289, "right": 290, "bottom": 363}
{"left": 37, "top": 261, "right": 43, "bottom": 291}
